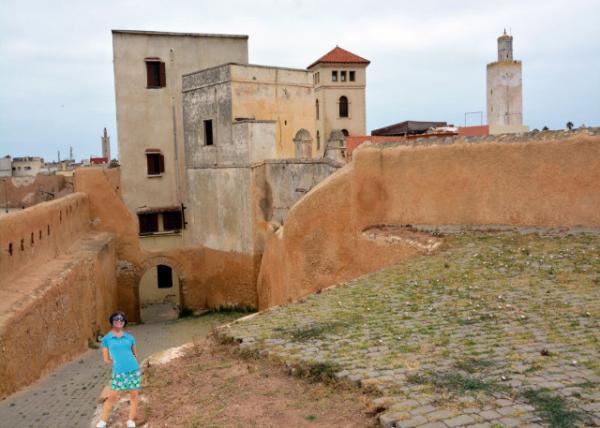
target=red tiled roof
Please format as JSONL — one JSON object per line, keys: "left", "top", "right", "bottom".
{"left": 308, "top": 46, "right": 370, "bottom": 69}
{"left": 90, "top": 157, "right": 108, "bottom": 164}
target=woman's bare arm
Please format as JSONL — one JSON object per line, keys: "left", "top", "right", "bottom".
{"left": 131, "top": 345, "right": 138, "bottom": 358}
{"left": 102, "top": 347, "right": 112, "bottom": 365}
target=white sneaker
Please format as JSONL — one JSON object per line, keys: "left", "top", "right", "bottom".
{"left": 126, "top": 420, "right": 136, "bottom": 428}
{"left": 95, "top": 421, "right": 107, "bottom": 428}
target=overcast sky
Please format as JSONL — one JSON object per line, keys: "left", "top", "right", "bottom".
{"left": 1, "top": 0, "right": 598, "bottom": 161}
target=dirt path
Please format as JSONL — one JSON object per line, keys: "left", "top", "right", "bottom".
{"left": 0, "top": 313, "right": 242, "bottom": 428}
{"left": 111, "top": 340, "right": 376, "bottom": 428}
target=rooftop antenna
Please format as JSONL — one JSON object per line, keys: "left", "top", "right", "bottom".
{"left": 69, "top": 146, "right": 73, "bottom": 160}
{"left": 57, "top": 150, "right": 61, "bottom": 163}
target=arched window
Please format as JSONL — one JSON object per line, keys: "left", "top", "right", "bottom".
{"left": 316, "top": 99, "right": 319, "bottom": 120}
{"left": 342, "top": 129, "right": 349, "bottom": 137}
{"left": 317, "top": 131, "right": 321, "bottom": 150}
{"left": 339, "top": 96, "right": 348, "bottom": 118}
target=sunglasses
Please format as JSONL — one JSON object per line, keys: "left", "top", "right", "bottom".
{"left": 112, "top": 317, "right": 125, "bottom": 322}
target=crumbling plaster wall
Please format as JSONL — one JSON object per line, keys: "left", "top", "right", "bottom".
{"left": 257, "top": 131, "right": 600, "bottom": 309}
{"left": 1, "top": 174, "right": 71, "bottom": 209}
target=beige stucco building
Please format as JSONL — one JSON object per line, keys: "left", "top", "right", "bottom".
{"left": 112, "top": 29, "right": 249, "bottom": 251}
{"left": 11, "top": 157, "right": 44, "bottom": 177}
{"left": 487, "top": 31, "right": 528, "bottom": 135}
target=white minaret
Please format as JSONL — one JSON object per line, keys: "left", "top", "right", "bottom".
{"left": 486, "top": 30, "right": 527, "bottom": 134}
{"left": 101, "top": 127, "right": 111, "bottom": 160}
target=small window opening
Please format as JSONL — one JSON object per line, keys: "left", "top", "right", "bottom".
{"left": 332, "top": 71, "right": 338, "bottom": 82}
{"left": 59, "top": 211, "right": 62, "bottom": 223}
{"left": 340, "top": 71, "right": 346, "bottom": 82}
{"left": 317, "top": 131, "right": 321, "bottom": 150}
{"left": 8, "top": 243, "right": 13, "bottom": 256}
{"left": 339, "top": 96, "right": 349, "bottom": 118}
{"left": 31, "top": 233, "right": 34, "bottom": 245}
{"left": 349, "top": 71, "right": 355, "bottom": 81}
{"left": 342, "top": 129, "right": 349, "bottom": 137}
{"left": 204, "top": 120, "right": 214, "bottom": 146}
{"left": 47, "top": 225, "right": 50, "bottom": 236}
{"left": 20, "top": 239, "right": 24, "bottom": 251}
{"left": 163, "top": 211, "right": 183, "bottom": 232}
{"left": 316, "top": 99, "right": 319, "bottom": 120}
{"left": 146, "top": 60, "right": 166, "bottom": 88}
{"left": 157, "top": 265, "right": 173, "bottom": 288}
{"left": 39, "top": 230, "right": 42, "bottom": 240}
{"left": 146, "top": 152, "right": 165, "bottom": 175}
{"left": 138, "top": 213, "right": 159, "bottom": 235}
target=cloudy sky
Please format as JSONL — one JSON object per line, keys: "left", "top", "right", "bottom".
{"left": 1, "top": 0, "right": 598, "bottom": 161}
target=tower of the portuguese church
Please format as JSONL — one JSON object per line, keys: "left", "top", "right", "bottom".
{"left": 486, "top": 30, "right": 528, "bottom": 134}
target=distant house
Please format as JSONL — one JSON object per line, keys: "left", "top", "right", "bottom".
{"left": 372, "top": 120, "right": 448, "bottom": 137}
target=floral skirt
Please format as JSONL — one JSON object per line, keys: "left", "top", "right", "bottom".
{"left": 111, "top": 370, "right": 141, "bottom": 391}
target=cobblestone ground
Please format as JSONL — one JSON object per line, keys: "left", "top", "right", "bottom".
{"left": 221, "top": 233, "right": 600, "bottom": 428}
{"left": 0, "top": 312, "right": 243, "bottom": 428}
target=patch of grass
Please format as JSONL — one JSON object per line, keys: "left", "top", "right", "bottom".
{"left": 522, "top": 388, "right": 580, "bottom": 428}
{"left": 285, "top": 321, "right": 345, "bottom": 341}
{"left": 201, "top": 305, "right": 256, "bottom": 315}
{"left": 407, "top": 371, "right": 504, "bottom": 394}
{"left": 296, "top": 361, "right": 341, "bottom": 383}
{"left": 454, "top": 357, "right": 494, "bottom": 373}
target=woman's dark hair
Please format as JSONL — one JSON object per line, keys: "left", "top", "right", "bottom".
{"left": 108, "top": 311, "right": 128, "bottom": 327}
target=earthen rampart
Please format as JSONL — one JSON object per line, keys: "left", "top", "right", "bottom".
{"left": 257, "top": 130, "right": 600, "bottom": 309}
{"left": 0, "top": 192, "right": 90, "bottom": 282}
{"left": 0, "top": 190, "right": 118, "bottom": 398}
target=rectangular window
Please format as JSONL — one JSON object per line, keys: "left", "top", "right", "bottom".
{"left": 146, "top": 61, "right": 166, "bottom": 88}
{"left": 349, "top": 71, "right": 355, "bottom": 82}
{"left": 204, "top": 120, "right": 214, "bottom": 146}
{"left": 163, "top": 210, "right": 183, "bottom": 232}
{"left": 138, "top": 213, "right": 159, "bottom": 234}
{"left": 146, "top": 152, "right": 164, "bottom": 175}
{"left": 332, "top": 71, "right": 338, "bottom": 82}
{"left": 157, "top": 265, "right": 173, "bottom": 288}
{"left": 341, "top": 71, "right": 346, "bottom": 82}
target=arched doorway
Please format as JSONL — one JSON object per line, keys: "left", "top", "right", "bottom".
{"left": 138, "top": 263, "right": 181, "bottom": 323}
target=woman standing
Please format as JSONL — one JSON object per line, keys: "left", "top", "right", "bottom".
{"left": 96, "top": 311, "right": 140, "bottom": 428}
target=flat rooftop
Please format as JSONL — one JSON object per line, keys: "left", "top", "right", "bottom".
{"left": 111, "top": 29, "right": 248, "bottom": 39}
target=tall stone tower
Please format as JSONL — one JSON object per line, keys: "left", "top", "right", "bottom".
{"left": 101, "top": 127, "right": 111, "bottom": 160}
{"left": 308, "top": 46, "right": 369, "bottom": 157}
{"left": 486, "top": 30, "right": 528, "bottom": 134}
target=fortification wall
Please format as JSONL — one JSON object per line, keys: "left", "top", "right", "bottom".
{"left": 0, "top": 192, "right": 90, "bottom": 283}
{"left": 0, "top": 232, "right": 118, "bottom": 399}
{"left": 257, "top": 130, "right": 600, "bottom": 309}
{"left": 0, "top": 190, "right": 118, "bottom": 398}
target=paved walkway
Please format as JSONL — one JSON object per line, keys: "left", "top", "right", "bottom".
{"left": 0, "top": 312, "right": 242, "bottom": 428}
{"left": 221, "top": 233, "right": 600, "bottom": 428}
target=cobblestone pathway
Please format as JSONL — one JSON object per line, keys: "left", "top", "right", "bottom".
{"left": 0, "top": 312, "right": 242, "bottom": 428}
{"left": 221, "top": 233, "right": 600, "bottom": 428}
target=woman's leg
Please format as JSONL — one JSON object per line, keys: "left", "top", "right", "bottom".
{"left": 128, "top": 390, "right": 139, "bottom": 421}
{"left": 101, "top": 390, "right": 119, "bottom": 422}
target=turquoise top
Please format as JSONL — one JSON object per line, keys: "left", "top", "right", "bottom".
{"left": 101, "top": 331, "right": 140, "bottom": 374}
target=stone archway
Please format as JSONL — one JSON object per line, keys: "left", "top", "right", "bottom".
{"left": 137, "top": 256, "right": 186, "bottom": 323}
{"left": 293, "top": 128, "right": 313, "bottom": 159}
